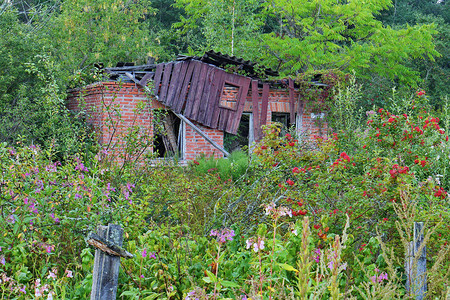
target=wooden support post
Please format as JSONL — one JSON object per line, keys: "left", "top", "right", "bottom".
{"left": 91, "top": 224, "right": 124, "bottom": 300}
{"left": 405, "top": 222, "right": 427, "bottom": 300}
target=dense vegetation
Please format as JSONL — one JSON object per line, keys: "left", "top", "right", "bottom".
{"left": 1, "top": 0, "right": 449, "bottom": 299}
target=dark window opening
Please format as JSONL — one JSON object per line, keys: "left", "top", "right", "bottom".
{"left": 271, "top": 112, "right": 291, "bottom": 136}
{"left": 153, "top": 110, "right": 183, "bottom": 158}
{"left": 224, "top": 114, "right": 252, "bottom": 152}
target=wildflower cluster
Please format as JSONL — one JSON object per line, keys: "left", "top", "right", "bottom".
{"left": 210, "top": 228, "right": 235, "bottom": 244}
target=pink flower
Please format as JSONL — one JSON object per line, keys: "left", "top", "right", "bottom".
{"left": 65, "top": 270, "right": 73, "bottom": 278}
{"left": 142, "top": 248, "right": 147, "bottom": 258}
{"left": 253, "top": 239, "right": 265, "bottom": 253}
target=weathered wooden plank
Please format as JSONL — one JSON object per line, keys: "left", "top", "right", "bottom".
{"left": 260, "top": 83, "right": 270, "bottom": 127}
{"left": 218, "top": 106, "right": 230, "bottom": 131}
{"left": 289, "top": 78, "right": 295, "bottom": 125}
{"left": 210, "top": 74, "right": 227, "bottom": 129}
{"left": 165, "top": 62, "right": 183, "bottom": 107}
{"left": 217, "top": 72, "right": 235, "bottom": 131}
{"left": 173, "top": 61, "right": 195, "bottom": 114}
{"left": 90, "top": 224, "right": 123, "bottom": 300}
{"left": 183, "top": 60, "right": 202, "bottom": 117}
{"left": 159, "top": 62, "right": 174, "bottom": 104}
{"left": 198, "top": 67, "right": 217, "bottom": 125}
{"left": 188, "top": 64, "right": 208, "bottom": 120}
{"left": 125, "top": 72, "right": 230, "bottom": 157}
{"left": 153, "top": 63, "right": 164, "bottom": 95}
{"left": 406, "top": 222, "right": 427, "bottom": 300}
{"left": 227, "top": 76, "right": 251, "bottom": 133}
{"left": 139, "top": 72, "right": 153, "bottom": 87}
{"left": 204, "top": 68, "right": 226, "bottom": 127}
{"left": 251, "top": 80, "right": 261, "bottom": 141}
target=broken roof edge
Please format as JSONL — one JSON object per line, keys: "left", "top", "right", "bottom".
{"left": 177, "top": 50, "right": 279, "bottom": 78}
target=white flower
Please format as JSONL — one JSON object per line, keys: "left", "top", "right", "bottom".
{"left": 245, "top": 239, "right": 253, "bottom": 249}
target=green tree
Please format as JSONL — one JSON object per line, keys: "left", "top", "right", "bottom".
{"left": 47, "top": 0, "right": 161, "bottom": 73}
{"left": 0, "top": 6, "right": 94, "bottom": 157}
{"left": 174, "top": 0, "right": 264, "bottom": 59}
{"left": 376, "top": 0, "right": 449, "bottom": 108}
{"left": 260, "top": 0, "right": 440, "bottom": 86}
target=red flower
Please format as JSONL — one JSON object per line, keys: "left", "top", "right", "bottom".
{"left": 417, "top": 90, "right": 425, "bottom": 96}
{"left": 286, "top": 179, "right": 294, "bottom": 186}
{"left": 359, "top": 243, "right": 367, "bottom": 252}
{"left": 261, "top": 145, "right": 267, "bottom": 150}
{"left": 421, "top": 160, "right": 427, "bottom": 167}
{"left": 313, "top": 224, "right": 321, "bottom": 229}
{"left": 193, "top": 160, "right": 200, "bottom": 165}
{"left": 285, "top": 133, "right": 292, "bottom": 140}
{"left": 298, "top": 210, "right": 307, "bottom": 215}
{"left": 389, "top": 169, "right": 397, "bottom": 178}
{"left": 292, "top": 167, "right": 300, "bottom": 174}
{"left": 289, "top": 142, "right": 295, "bottom": 147}
{"left": 363, "top": 145, "right": 366, "bottom": 149}
{"left": 340, "top": 152, "right": 350, "bottom": 162}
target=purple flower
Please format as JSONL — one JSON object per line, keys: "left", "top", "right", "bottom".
{"left": 142, "top": 248, "right": 147, "bottom": 258}
{"left": 327, "top": 260, "right": 334, "bottom": 270}
{"left": 19, "top": 286, "right": 26, "bottom": 294}
{"left": 210, "top": 228, "right": 235, "bottom": 244}
{"left": 75, "top": 162, "right": 88, "bottom": 172}
{"left": 0, "top": 255, "right": 5, "bottom": 265}
{"left": 126, "top": 182, "right": 135, "bottom": 192}
{"left": 149, "top": 252, "right": 156, "bottom": 259}
{"left": 140, "top": 274, "right": 144, "bottom": 278}
{"left": 7, "top": 215, "right": 16, "bottom": 224}
{"left": 75, "top": 193, "right": 82, "bottom": 199}
{"left": 106, "top": 183, "right": 116, "bottom": 192}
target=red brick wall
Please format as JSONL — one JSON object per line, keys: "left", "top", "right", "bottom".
{"left": 67, "top": 82, "right": 224, "bottom": 162}
{"left": 67, "top": 81, "right": 327, "bottom": 162}
{"left": 184, "top": 121, "right": 224, "bottom": 160}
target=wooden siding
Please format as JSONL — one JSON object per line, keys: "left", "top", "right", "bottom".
{"left": 152, "top": 60, "right": 252, "bottom": 134}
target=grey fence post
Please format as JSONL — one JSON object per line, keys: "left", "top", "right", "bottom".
{"left": 405, "top": 222, "right": 427, "bottom": 300}
{"left": 90, "top": 224, "right": 124, "bottom": 300}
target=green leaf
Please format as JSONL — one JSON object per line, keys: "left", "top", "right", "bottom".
{"left": 220, "top": 280, "right": 239, "bottom": 288}
{"left": 278, "top": 263, "right": 299, "bottom": 273}
{"left": 205, "top": 269, "right": 218, "bottom": 282}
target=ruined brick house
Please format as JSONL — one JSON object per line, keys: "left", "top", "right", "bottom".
{"left": 68, "top": 51, "right": 327, "bottom": 162}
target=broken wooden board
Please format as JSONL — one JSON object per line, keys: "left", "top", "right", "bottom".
{"left": 252, "top": 80, "right": 261, "bottom": 141}
{"left": 289, "top": 78, "right": 295, "bottom": 125}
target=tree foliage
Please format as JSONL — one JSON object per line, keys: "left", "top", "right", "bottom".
{"left": 260, "top": 0, "right": 440, "bottom": 85}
